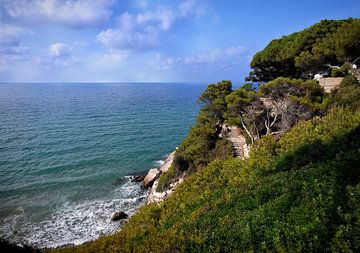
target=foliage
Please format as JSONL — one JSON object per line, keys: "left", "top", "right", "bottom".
{"left": 198, "top": 80, "right": 232, "bottom": 123}
{"left": 331, "top": 63, "right": 351, "bottom": 77}
{"left": 173, "top": 81, "right": 234, "bottom": 176}
{"left": 47, "top": 18, "right": 360, "bottom": 253}
{"left": 225, "top": 77, "right": 325, "bottom": 142}
{"left": 52, "top": 107, "right": 360, "bottom": 253}
{"left": 156, "top": 166, "right": 175, "bottom": 192}
{"left": 328, "top": 75, "right": 360, "bottom": 109}
{"left": 247, "top": 18, "right": 360, "bottom": 82}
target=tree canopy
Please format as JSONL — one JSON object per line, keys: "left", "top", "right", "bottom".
{"left": 247, "top": 18, "right": 360, "bottom": 82}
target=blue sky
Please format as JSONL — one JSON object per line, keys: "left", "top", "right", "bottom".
{"left": 0, "top": 0, "right": 359, "bottom": 83}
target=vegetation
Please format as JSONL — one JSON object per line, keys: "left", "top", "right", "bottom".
{"left": 53, "top": 107, "right": 360, "bottom": 253}
{"left": 247, "top": 18, "right": 360, "bottom": 82}
{"left": 156, "top": 166, "right": 174, "bottom": 192}
{"left": 226, "top": 77, "right": 325, "bottom": 143}
{"left": 45, "top": 18, "right": 360, "bottom": 252}
{"left": 328, "top": 75, "right": 360, "bottom": 109}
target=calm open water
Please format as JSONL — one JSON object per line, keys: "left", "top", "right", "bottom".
{"left": 0, "top": 82, "right": 204, "bottom": 248}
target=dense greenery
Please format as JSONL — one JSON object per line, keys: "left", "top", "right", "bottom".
{"left": 226, "top": 77, "right": 325, "bottom": 144}
{"left": 44, "top": 18, "right": 360, "bottom": 252}
{"left": 53, "top": 74, "right": 360, "bottom": 253}
{"left": 53, "top": 107, "right": 360, "bottom": 253}
{"left": 247, "top": 18, "right": 360, "bottom": 82}
{"left": 328, "top": 75, "right": 360, "bottom": 109}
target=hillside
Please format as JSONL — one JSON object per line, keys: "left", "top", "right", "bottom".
{"left": 48, "top": 18, "right": 360, "bottom": 252}
{"left": 2, "top": 18, "right": 358, "bottom": 252}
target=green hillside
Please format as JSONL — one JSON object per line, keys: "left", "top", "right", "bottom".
{"left": 44, "top": 18, "right": 360, "bottom": 252}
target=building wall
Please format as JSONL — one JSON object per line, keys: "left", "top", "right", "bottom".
{"left": 319, "top": 77, "right": 344, "bottom": 93}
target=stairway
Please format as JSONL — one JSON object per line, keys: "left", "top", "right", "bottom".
{"left": 224, "top": 127, "right": 246, "bottom": 158}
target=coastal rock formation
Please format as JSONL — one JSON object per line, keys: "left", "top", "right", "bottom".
{"left": 131, "top": 175, "right": 145, "bottom": 182}
{"left": 159, "top": 151, "right": 175, "bottom": 173}
{"left": 147, "top": 175, "right": 184, "bottom": 204}
{"left": 111, "top": 211, "right": 128, "bottom": 221}
{"left": 112, "top": 178, "right": 126, "bottom": 185}
{"left": 145, "top": 150, "right": 180, "bottom": 204}
{"left": 142, "top": 168, "right": 160, "bottom": 189}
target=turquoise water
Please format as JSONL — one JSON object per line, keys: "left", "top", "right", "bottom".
{"left": 0, "top": 83, "right": 204, "bottom": 247}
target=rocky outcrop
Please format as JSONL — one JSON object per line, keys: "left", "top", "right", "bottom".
{"left": 145, "top": 150, "right": 181, "bottom": 204}
{"left": 142, "top": 151, "right": 176, "bottom": 190}
{"left": 131, "top": 175, "right": 145, "bottom": 182}
{"left": 159, "top": 151, "right": 175, "bottom": 173}
{"left": 112, "top": 178, "right": 127, "bottom": 185}
{"left": 111, "top": 211, "right": 128, "bottom": 221}
{"left": 147, "top": 174, "right": 184, "bottom": 204}
{"left": 142, "top": 168, "right": 161, "bottom": 189}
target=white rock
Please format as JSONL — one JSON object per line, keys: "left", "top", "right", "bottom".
{"left": 143, "top": 168, "right": 160, "bottom": 189}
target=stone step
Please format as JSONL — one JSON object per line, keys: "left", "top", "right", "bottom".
{"left": 232, "top": 143, "right": 245, "bottom": 147}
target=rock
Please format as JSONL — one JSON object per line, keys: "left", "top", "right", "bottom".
{"left": 142, "top": 168, "right": 160, "bottom": 189}
{"left": 111, "top": 211, "right": 128, "bottom": 221}
{"left": 131, "top": 175, "right": 145, "bottom": 182}
{"left": 159, "top": 151, "right": 175, "bottom": 173}
{"left": 112, "top": 177, "right": 126, "bottom": 185}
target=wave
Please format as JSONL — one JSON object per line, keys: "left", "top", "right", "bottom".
{"left": 0, "top": 177, "right": 147, "bottom": 248}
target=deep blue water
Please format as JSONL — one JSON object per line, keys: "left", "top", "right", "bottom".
{"left": 0, "top": 82, "right": 204, "bottom": 247}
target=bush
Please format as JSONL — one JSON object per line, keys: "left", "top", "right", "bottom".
{"left": 53, "top": 107, "right": 360, "bottom": 253}
{"left": 156, "top": 166, "right": 175, "bottom": 192}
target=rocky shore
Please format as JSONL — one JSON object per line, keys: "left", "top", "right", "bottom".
{"left": 141, "top": 150, "right": 181, "bottom": 204}
{"left": 110, "top": 150, "right": 180, "bottom": 228}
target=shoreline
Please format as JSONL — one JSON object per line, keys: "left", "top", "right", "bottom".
{"left": 146, "top": 150, "right": 177, "bottom": 204}
{"left": 0, "top": 151, "right": 180, "bottom": 250}
{"left": 140, "top": 149, "right": 177, "bottom": 203}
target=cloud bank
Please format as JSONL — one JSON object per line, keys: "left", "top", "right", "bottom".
{"left": 1, "top": 0, "right": 114, "bottom": 29}
{"left": 97, "top": 0, "right": 207, "bottom": 50}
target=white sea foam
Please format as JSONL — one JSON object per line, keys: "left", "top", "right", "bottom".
{"left": 0, "top": 178, "right": 148, "bottom": 248}
{"left": 154, "top": 160, "right": 165, "bottom": 166}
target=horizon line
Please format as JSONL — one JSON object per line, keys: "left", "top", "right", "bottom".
{"left": 0, "top": 80, "right": 245, "bottom": 85}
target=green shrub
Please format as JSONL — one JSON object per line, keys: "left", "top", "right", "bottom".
{"left": 156, "top": 166, "right": 175, "bottom": 192}
{"left": 329, "top": 75, "right": 360, "bottom": 109}
{"left": 53, "top": 107, "right": 360, "bottom": 253}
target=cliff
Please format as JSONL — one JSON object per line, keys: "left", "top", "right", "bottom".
{"left": 49, "top": 19, "right": 360, "bottom": 253}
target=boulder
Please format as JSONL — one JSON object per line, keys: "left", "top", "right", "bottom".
{"left": 131, "top": 175, "right": 145, "bottom": 182}
{"left": 142, "top": 168, "right": 160, "bottom": 189}
{"left": 112, "top": 177, "right": 126, "bottom": 185}
{"left": 159, "top": 151, "right": 175, "bottom": 173}
{"left": 111, "top": 211, "right": 128, "bottom": 221}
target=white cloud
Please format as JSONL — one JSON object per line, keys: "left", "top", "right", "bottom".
{"left": 178, "top": 0, "right": 208, "bottom": 17}
{"left": 0, "top": 24, "right": 25, "bottom": 41}
{"left": 97, "top": 0, "right": 207, "bottom": 51}
{"left": 48, "top": 43, "right": 70, "bottom": 57}
{"left": 157, "top": 46, "right": 246, "bottom": 68}
{"left": 184, "top": 47, "right": 246, "bottom": 64}
{"left": 1, "top": 0, "right": 114, "bottom": 29}
{"left": 0, "top": 24, "right": 29, "bottom": 67}
{"left": 42, "top": 42, "right": 79, "bottom": 68}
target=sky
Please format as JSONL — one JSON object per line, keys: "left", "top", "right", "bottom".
{"left": 0, "top": 0, "right": 359, "bottom": 83}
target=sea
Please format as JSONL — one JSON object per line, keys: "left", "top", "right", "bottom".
{"left": 0, "top": 82, "right": 205, "bottom": 248}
